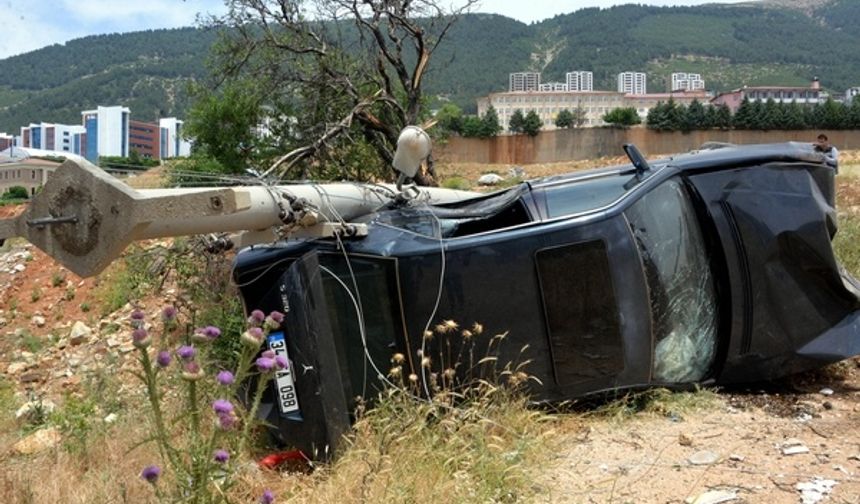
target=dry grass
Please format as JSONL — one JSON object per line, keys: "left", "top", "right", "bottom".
{"left": 0, "top": 383, "right": 553, "bottom": 503}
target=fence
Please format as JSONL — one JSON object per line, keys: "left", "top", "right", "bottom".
{"left": 436, "top": 129, "right": 860, "bottom": 165}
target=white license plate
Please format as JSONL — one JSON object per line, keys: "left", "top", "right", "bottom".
{"left": 267, "top": 332, "right": 300, "bottom": 415}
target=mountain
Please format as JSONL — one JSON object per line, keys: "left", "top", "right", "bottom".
{"left": 1, "top": 0, "right": 860, "bottom": 131}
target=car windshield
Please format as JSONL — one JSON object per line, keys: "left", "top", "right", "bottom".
{"left": 624, "top": 178, "right": 718, "bottom": 382}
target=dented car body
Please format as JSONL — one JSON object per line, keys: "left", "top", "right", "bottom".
{"left": 232, "top": 142, "right": 860, "bottom": 456}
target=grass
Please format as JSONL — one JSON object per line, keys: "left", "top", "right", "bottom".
{"left": 834, "top": 214, "right": 860, "bottom": 277}
{"left": 0, "top": 358, "right": 552, "bottom": 504}
{"left": 441, "top": 175, "right": 472, "bottom": 190}
{"left": 588, "top": 387, "right": 721, "bottom": 423}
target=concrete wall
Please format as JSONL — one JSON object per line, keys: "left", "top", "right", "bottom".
{"left": 437, "top": 129, "right": 860, "bottom": 165}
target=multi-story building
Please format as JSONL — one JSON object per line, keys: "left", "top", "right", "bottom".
{"left": 846, "top": 87, "right": 860, "bottom": 103}
{"left": 81, "top": 106, "right": 131, "bottom": 162}
{"left": 159, "top": 118, "right": 191, "bottom": 158}
{"left": 618, "top": 72, "right": 647, "bottom": 95}
{"left": 539, "top": 82, "right": 568, "bottom": 92}
{"left": 18, "top": 123, "right": 86, "bottom": 155}
{"left": 509, "top": 72, "right": 541, "bottom": 92}
{"left": 0, "top": 158, "right": 62, "bottom": 197}
{"left": 0, "top": 133, "right": 13, "bottom": 151}
{"left": 477, "top": 89, "right": 710, "bottom": 131}
{"left": 671, "top": 73, "right": 705, "bottom": 92}
{"left": 129, "top": 120, "right": 161, "bottom": 159}
{"left": 711, "top": 79, "right": 825, "bottom": 112}
{"left": 566, "top": 71, "right": 594, "bottom": 92}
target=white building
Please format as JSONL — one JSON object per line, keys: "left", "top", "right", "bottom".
{"left": 846, "top": 87, "right": 860, "bottom": 103}
{"left": 539, "top": 82, "right": 568, "bottom": 92}
{"left": 509, "top": 72, "right": 541, "bottom": 92}
{"left": 54, "top": 124, "right": 87, "bottom": 154}
{"left": 81, "top": 106, "right": 131, "bottom": 162}
{"left": 477, "top": 89, "right": 709, "bottom": 132}
{"left": 159, "top": 118, "right": 192, "bottom": 158}
{"left": 671, "top": 73, "right": 705, "bottom": 92}
{"left": 617, "top": 72, "right": 647, "bottom": 95}
{"left": 566, "top": 71, "right": 594, "bottom": 91}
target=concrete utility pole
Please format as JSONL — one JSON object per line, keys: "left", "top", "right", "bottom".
{"left": 0, "top": 128, "right": 474, "bottom": 277}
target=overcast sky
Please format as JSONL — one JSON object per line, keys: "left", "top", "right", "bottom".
{"left": 0, "top": 0, "right": 752, "bottom": 59}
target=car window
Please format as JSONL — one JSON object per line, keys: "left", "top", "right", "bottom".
{"left": 544, "top": 175, "right": 628, "bottom": 218}
{"left": 536, "top": 240, "right": 624, "bottom": 386}
{"left": 625, "top": 178, "right": 718, "bottom": 383}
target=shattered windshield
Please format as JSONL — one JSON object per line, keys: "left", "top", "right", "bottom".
{"left": 625, "top": 178, "right": 718, "bottom": 383}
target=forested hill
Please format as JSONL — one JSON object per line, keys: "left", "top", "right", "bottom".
{"left": 0, "top": 28, "right": 217, "bottom": 132}
{"left": 1, "top": 0, "right": 860, "bottom": 132}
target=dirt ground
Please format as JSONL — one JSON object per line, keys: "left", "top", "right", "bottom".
{"left": 0, "top": 157, "right": 858, "bottom": 504}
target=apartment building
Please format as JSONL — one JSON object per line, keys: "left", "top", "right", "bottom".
{"left": 81, "top": 106, "right": 131, "bottom": 162}
{"left": 159, "top": 118, "right": 192, "bottom": 158}
{"left": 566, "top": 71, "right": 594, "bottom": 92}
{"left": 539, "top": 82, "right": 568, "bottom": 92}
{"left": 617, "top": 72, "right": 647, "bottom": 95}
{"left": 671, "top": 73, "right": 705, "bottom": 92}
{"left": 509, "top": 72, "right": 541, "bottom": 92}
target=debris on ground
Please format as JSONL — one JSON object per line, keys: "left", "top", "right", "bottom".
{"left": 796, "top": 477, "right": 837, "bottom": 504}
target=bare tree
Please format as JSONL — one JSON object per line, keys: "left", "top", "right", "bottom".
{"left": 206, "top": 0, "right": 478, "bottom": 184}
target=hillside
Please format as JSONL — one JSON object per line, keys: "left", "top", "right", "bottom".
{"left": 1, "top": 0, "right": 860, "bottom": 131}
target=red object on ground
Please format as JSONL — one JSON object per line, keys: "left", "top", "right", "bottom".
{"left": 258, "top": 450, "right": 310, "bottom": 470}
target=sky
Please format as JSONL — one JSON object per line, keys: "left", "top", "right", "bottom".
{"left": 0, "top": 0, "right": 753, "bottom": 59}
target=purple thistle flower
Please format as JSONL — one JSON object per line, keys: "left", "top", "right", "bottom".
{"left": 216, "top": 370, "right": 235, "bottom": 386}
{"left": 177, "top": 345, "right": 196, "bottom": 361}
{"left": 255, "top": 357, "right": 275, "bottom": 372}
{"left": 192, "top": 325, "right": 223, "bottom": 343}
{"left": 248, "top": 309, "right": 266, "bottom": 326}
{"left": 140, "top": 465, "right": 161, "bottom": 484}
{"left": 212, "top": 399, "right": 234, "bottom": 415}
{"left": 156, "top": 350, "right": 172, "bottom": 368}
{"left": 132, "top": 328, "right": 150, "bottom": 349}
{"left": 264, "top": 312, "right": 284, "bottom": 330}
{"left": 217, "top": 411, "right": 237, "bottom": 430}
{"left": 181, "top": 361, "right": 204, "bottom": 381}
{"left": 241, "top": 327, "right": 264, "bottom": 349}
{"left": 213, "top": 449, "right": 230, "bottom": 464}
{"left": 274, "top": 355, "right": 288, "bottom": 370}
{"left": 130, "top": 309, "right": 145, "bottom": 329}
{"left": 161, "top": 305, "right": 177, "bottom": 323}
{"left": 261, "top": 350, "right": 275, "bottom": 359}
{"left": 260, "top": 489, "right": 274, "bottom": 504}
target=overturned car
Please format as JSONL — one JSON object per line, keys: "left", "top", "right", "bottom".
{"left": 3, "top": 132, "right": 858, "bottom": 458}
{"left": 233, "top": 141, "right": 859, "bottom": 456}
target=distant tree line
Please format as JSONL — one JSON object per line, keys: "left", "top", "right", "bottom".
{"left": 648, "top": 97, "right": 860, "bottom": 132}
{"left": 434, "top": 96, "right": 860, "bottom": 139}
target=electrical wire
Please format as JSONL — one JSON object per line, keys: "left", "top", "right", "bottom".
{"left": 319, "top": 264, "right": 398, "bottom": 391}
{"left": 417, "top": 202, "right": 447, "bottom": 400}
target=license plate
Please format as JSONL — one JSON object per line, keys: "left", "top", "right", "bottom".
{"left": 267, "top": 332, "right": 301, "bottom": 416}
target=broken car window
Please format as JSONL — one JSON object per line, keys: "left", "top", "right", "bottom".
{"left": 625, "top": 178, "right": 718, "bottom": 383}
